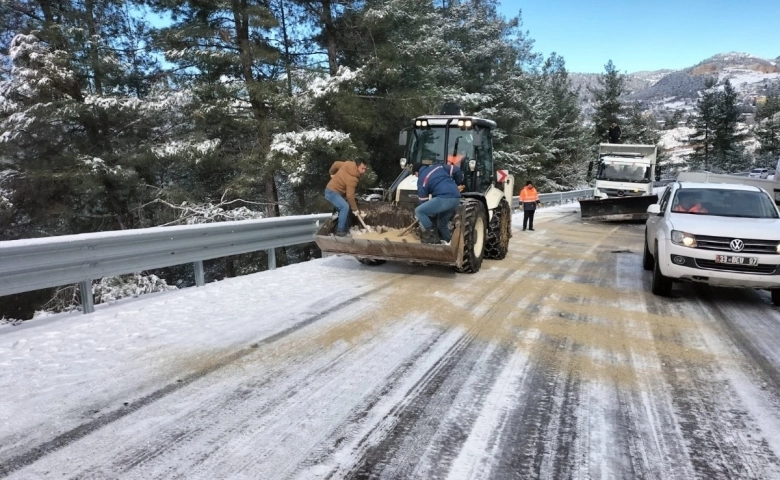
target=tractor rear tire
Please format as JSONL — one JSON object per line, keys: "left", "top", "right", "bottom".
{"left": 485, "top": 198, "right": 511, "bottom": 260}
{"left": 456, "top": 199, "right": 488, "bottom": 274}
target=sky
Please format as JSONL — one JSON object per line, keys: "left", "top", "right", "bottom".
{"left": 497, "top": 0, "right": 780, "bottom": 74}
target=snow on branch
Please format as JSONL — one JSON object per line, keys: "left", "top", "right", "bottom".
{"left": 269, "top": 128, "right": 353, "bottom": 185}
{"left": 152, "top": 139, "right": 221, "bottom": 161}
{"left": 93, "top": 273, "right": 177, "bottom": 304}
{"left": 79, "top": 156, "right": 131, "bottom": 177}
{"left": 0, "top": 169, "right": 15, "bottom": 210}
{"left": 84, "top": 90, "right": 194, "bottom": 112}
{"left": 140, "top": 195, "right": 268, "bottom": 225}
{"left": 306, "top": 66, "right": 363, "bottom": 99}
{"left": 36, "top": 274, "right": 177, "bottom": 315}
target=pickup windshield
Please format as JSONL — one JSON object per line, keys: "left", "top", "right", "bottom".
{"left": 671, "top": 188, "right": 779, "bottom": 218}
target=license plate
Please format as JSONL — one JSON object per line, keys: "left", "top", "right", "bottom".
{"left": 715, "top": 255, "right": 758, "bottom": 266}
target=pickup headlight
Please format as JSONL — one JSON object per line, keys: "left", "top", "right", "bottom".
{"left": 671, "top": 230, "right": 697, "bottom": 247}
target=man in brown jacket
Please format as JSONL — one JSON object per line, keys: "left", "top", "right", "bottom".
{"left": 325, "top": 160, "right": 368, "bottom": 236}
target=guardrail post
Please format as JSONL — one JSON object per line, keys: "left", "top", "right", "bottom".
{"left": 559, "top": 192, "right": 564, "bottom": 204}
{"left": 194, "top": 261, "right": 205, "bottom": 287}
{"left": 267, "top": 248, "right": 276, "bottom": 270}
{"left": 78, "top": 280, "right": 94, "bottom": 314}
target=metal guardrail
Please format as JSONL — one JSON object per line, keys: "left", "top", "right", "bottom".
{"left": 511, "top": 188, "right": 595, "bottom": 209}
{"left": 0, "top": 214, "right": 330, "bottom": 314}
{"left": 2, "top": 188, "right": 595, "bottom": 315}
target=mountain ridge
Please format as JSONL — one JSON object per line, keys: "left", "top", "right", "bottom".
{"left": 570, "top": 52, "right": 780, "bottom": 110}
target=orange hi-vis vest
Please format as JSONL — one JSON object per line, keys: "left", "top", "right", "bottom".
{"left": 519, "top": 186, "right": 539, "bottom": 203}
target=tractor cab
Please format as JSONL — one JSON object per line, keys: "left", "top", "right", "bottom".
{"left": 393, "top": 114, "right": 497, "bottom": 206}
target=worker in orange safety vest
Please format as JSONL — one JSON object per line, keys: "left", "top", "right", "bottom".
{"left": 519, "top": 180, "right": 540, "bottom": 231}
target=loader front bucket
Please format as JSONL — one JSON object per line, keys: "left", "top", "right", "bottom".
{"left": 579, "top": 194, "right": 658, "bottom": 221}
{"left": 314, "top": 201, "right": 464, "bottom": 268}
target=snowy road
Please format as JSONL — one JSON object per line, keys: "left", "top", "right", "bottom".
{"left": 3, "top": 206, "right": 780, "bottom": 479}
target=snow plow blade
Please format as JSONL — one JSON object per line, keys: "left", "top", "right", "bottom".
{"left": 579, "top": 195, "right": 658, "bottom": 221}
{"left": 314, "top": 202, "right": 464, "bottom": 268}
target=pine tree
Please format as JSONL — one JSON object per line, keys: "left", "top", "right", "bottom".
{"left": 537, "top": 53, "right": 590, "bottom": 190}
{"left": 590, "top": 60, "right": 625, "bottom": 143}
{"left": 0, "top": 1, "right": 169, "bottom": 237}
{"left": 622, "top": 102, "right": 661, "bottom": 146}
{"left": 686, "top": 79, "right": 749, "bottom": 172}
{"left": 686, "top": 78, "right": 719, "bottom": 171}
{"left": 148, "top": 0, "right": 288, "bottom": 218}
{"left": 755, "top": 93, "right": 780, "bottom": 160}
{"left": 662, "top": 109, "right": 685, "bottom": 130}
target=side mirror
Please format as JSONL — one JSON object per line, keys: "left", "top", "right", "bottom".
{"left": 587, "top": 161, "right": 594, "bottom": 178}
{"left": 398, "top": 130, "right": 408, "bottom": 146}
{"left": 472, "top": 130, "right": 483, "bottom": 145}
{"left": 647, "top": 204, "right": 661, "bottom": 215}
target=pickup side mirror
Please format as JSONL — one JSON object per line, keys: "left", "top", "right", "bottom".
{"left": 647, "top": 204, "right": 661, "bottom": 215}
{"left": 586, "top": 161, "right": 594, "bottom": 179}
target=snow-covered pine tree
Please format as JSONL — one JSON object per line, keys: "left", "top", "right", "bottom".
{"left": 686, "top": 79, "right": 748, "bottom": 173}
{"left": 754, "top": 93, "right": 780, "bottom": 161}
{"left": 538, "top": 53, "right": 590, "bottom": 190}
{"left": 686, "top": 77, "right": 720, "bottom": 171}
{"left": 0, "top": 1, "right": 176, "bottom": 237}
{"left": 589, "top": 60, "right": 625, "bottom": 143}
{"left": 148, "top": 0, "right": 286, "bottom": 217}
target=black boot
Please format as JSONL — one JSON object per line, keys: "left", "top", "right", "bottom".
{"left": 420, "top": 228, "right": 438, "bottom": 244}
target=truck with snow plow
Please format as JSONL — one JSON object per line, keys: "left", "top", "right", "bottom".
{"left": 579, "top": 143, "right": 658, "bottom": 221}
{"left": 314, "top": 106, "right": 514, "bottom": 274}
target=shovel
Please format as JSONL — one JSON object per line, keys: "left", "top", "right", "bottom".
{"left": 355, "top": 211, "right": 369, "bottom": 231}
{"left": 398, "top": 219, "right": 419, "bottom": 237}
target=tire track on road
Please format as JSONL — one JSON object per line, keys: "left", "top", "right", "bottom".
{"left": 0, "top": 278, "right": 400, "bottom": 478}
{"left": 642, "top": 273, "right": 780, "bottom": 478}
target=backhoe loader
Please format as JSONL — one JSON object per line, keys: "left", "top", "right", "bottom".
{"left": 314, "top": 105, "right": 514, "bottom": 273}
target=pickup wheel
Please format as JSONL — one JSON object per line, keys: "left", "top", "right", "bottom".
{"left": 771, "top": 289, "right": 780, "bottom": 306}
{"left": 651, "top": 240, "right": 673, "bottom": 296}
{"left": 642, "top": 232, "right": 654, "bottom": 271}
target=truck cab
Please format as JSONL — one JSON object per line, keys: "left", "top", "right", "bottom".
{"left": 592, "top": 144, "right": 657, "bottom": 199}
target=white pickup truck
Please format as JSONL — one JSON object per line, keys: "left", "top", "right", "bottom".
{"left": 644, "top": 181, "right": 780, "bottom": 305}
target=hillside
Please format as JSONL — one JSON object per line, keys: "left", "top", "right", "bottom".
{"left": 575, "top": 52, "right": 780, "bottom": 111}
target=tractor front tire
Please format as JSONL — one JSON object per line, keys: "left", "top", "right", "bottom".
{"left": 485, "top": 198, "right": 511, "bottom": 260}
{"left": 456, "top": 199, "right": 488, "bottom": 274}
